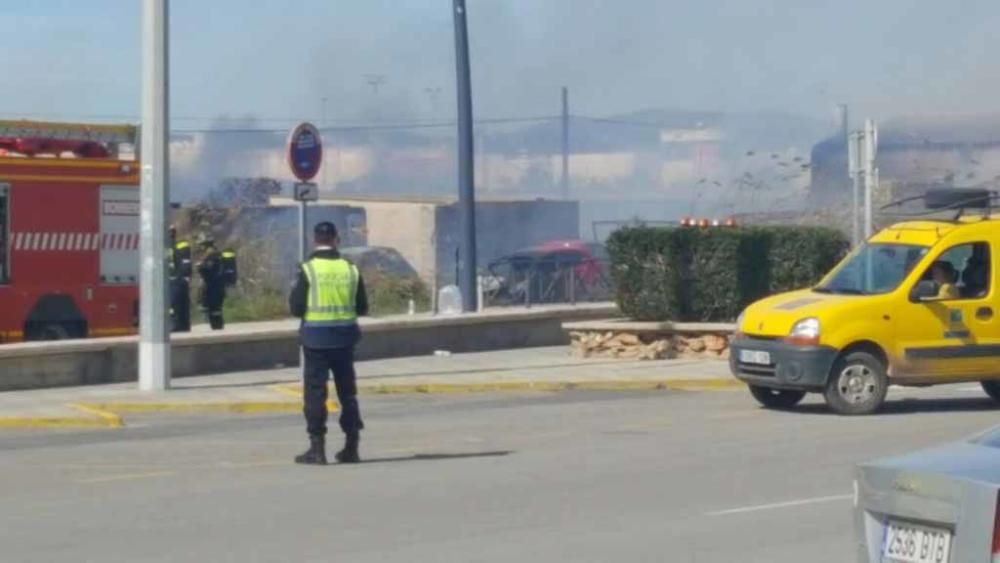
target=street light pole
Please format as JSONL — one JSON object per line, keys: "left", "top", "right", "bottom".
{"left": 139, "top": 0, "right": 171, "bottom": 391}
{"left": 561, "top": 86, "right": 570, "bottom": 200}
{"left": 453, "top": 0, "right": 478, "bottom": 312}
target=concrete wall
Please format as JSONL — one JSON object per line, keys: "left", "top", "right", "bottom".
{"left": 0, "top": 304, "right": 616, "bottom": 391}
{"left": 357, "top": 201, "right": 438, "bottom": 286}
{"left": 307, "top": 198, "right": 580, "bottom": 288}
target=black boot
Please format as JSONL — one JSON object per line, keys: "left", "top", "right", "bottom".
{"left": 295, "top": 436, "right": 327, "bottom": 465}
{"left": 335, "top": 432, "right": 360, "bottom": 463}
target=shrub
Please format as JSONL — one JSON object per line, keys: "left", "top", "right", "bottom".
{"left": 607, "top": 226, "right": 849, "bottom": 321}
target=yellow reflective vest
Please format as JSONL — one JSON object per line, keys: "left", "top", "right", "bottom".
{"left": 302, "top": 257, "right": 359, "bottom": 327}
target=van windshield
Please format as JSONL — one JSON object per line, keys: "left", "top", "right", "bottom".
{"left": 814, "top": 243, "right": 928, "bottom": 295}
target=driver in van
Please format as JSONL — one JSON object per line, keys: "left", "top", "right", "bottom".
{"left": 930, "top": 261, "right": 961, "bottom": 300}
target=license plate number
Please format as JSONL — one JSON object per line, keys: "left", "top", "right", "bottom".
{"left": 882, "top": 520, "right": 951, "bottom": 563}
{"left": 739, "top": 350, "right": 771, "bottom": 365}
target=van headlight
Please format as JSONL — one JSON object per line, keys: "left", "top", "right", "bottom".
{"left": 787, "top": 317, "right": 820, "bottom": 345}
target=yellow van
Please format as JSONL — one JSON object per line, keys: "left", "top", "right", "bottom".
{"left": 730, "top": 189, "right": 999, "bottom": 415}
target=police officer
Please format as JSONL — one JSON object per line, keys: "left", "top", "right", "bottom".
{"left": 196, "top": 237, "right": 227, "bottom": 330}
{"left": 289, "top": 221, "right": 369, "bottom": 465}
{"left": 168, "top": 226, "right": 192, "bottom": 332}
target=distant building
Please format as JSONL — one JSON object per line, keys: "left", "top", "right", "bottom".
{"left": 269, "top": 195, "right": 580, "bottom": 288}
{"left": 810, "top": 115, "right": 1000, "bottom": 204}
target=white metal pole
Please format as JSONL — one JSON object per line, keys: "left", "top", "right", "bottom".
{"left": 863, "top": 119, "right": 876, "bottom": 239}
{"left": 139, "top": 0, "right": 170, "bottom": 391}
{"left": 847, "top": 131, "right": 861, "bottom": 246}
{"left": 299, "top": 200, "right": 307, "bottom": 263}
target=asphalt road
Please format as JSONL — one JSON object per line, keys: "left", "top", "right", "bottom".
{"left": 2, "top": 385, "right": 999, "bottom": 562}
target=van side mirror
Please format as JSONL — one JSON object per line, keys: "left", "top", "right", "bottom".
{"left": 911, "top": 280, "right": 939, "bottom": 302}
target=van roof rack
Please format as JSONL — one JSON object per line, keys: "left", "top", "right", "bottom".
{"left": 880, "top": 188, "right": 1000, "bottom": 221}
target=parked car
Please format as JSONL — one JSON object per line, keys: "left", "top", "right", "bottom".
{"left": 731, "top": 188, "right": 1000, "bottom": 415}
{"left": 855, "top": 424, "right": 1000, "bottom": 562}
{"left": 484, "top": 240, "right": 611, "bottom": 305}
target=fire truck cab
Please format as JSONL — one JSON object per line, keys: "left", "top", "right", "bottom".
{"left": 0, "top": 120, "right": 141, "bottom": 343}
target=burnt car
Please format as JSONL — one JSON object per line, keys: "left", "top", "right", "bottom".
{"left": 483, "top": 240, "right": 611, "bottom": 305}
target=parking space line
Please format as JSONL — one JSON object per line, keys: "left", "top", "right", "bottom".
{"left": 706, "top": 494, "right": 852, "bottom": 516}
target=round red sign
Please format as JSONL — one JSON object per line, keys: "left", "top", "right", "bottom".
{"left": 287, "top": 122, "right": 323, "bottom": 182}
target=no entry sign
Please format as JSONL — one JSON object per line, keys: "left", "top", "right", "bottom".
{"left": 287, "top": 122, "right": 323, "bottom": 182}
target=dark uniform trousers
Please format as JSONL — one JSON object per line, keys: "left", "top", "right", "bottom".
{"left": 303, "top": 346, "right": 364, "bottom": 437}
{"left": 170, "top": 279, "right": 191, "bottom": 332}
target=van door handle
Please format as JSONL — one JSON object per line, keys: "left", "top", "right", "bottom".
{"left": 976, "top": 307, "right": 994, "bottom": 320}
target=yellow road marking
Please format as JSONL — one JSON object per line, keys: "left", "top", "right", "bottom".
{"left": 82, "top": 401, "right": 304, "bottom": 414}
{"left": 68, "top": 403, "right": 125, "bottom": 427}
{"left": 267, "top": 383, "right": 339, "bottom": 411}
{"left": 0, "top": 416, "right": 117, "bottom": 429}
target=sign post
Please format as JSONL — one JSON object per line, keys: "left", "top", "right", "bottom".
{"left": 287, "top": 123, "right": 323, "bottom": 262}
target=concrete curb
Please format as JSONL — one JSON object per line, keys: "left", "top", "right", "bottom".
{"left": 0, "top": 403, "right": 124, "bottom": 429}
{"left": 262, "top": 377, "right": 744, "bottom": 395}
{"left": 0, "top": 386, "right": 327, "bottom": 430}
{"left": 78, "top": 401, "right": 305, "bottom": 414}
{"left": 0, "top": 377, "right": 741, "bottom": 430}
{"left": 270, "top": 384, "right": 340, "bottom": 411}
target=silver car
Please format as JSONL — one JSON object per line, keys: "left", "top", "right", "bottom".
{"left": 855, "top": 426, "right": 1000, "bottom": 562}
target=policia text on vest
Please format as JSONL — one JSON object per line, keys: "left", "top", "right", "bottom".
{"left": 288, "top": 221, "right": 369, "bottom": 465}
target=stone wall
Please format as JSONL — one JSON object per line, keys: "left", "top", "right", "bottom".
{"left": 564, "top": 320, "right": 735, "bottom": 361}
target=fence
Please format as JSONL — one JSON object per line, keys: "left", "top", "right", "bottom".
{"left": 481, "top": 256, "right": 613, "bottom": 307}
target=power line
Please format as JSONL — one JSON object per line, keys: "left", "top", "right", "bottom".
{"left": 173, "top": 115, "right": 561, "bottom": 134}
{"left": 571, "top": 115, "right": 674, "bottom": 129}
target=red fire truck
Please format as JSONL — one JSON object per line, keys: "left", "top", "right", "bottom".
{"left": 0, "top": 120, "right": 141, "bottom": 343}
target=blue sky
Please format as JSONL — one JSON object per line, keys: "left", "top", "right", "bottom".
{"left": 2, "top": 0, "right": 1000, "bottom": 128}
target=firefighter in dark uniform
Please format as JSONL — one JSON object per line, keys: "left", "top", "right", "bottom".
{"left": 196, "top": 237, "right": 226, "bottom": 330}
{"left": 289, "top": 221, "right": 369, "bottom": 465}
{"left": 168, "top": 226, "right": 192, "bottom": 332}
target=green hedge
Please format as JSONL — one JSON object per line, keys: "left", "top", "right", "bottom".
{"left": 607, "top": 226, "right": 849, "bottom": 322}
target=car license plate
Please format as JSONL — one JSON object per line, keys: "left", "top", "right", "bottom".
{"left": 739, "top": 350, "right": 771, "bottom": 365}
{"left": 882, "top": 520, "right": 951, "bottom": 563}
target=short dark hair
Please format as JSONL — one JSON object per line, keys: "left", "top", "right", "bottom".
{"left": 314, "top": 221, "right": 338, "bottom": 240}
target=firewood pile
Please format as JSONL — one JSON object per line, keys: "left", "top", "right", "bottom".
{"left": 569, "top": 331, "right": 730, "bottom": 360}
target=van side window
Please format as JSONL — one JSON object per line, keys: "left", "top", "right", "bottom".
{"left": 0, "top": 184, "right": 8, "bottom": 285}
{"left": 922, "top": 242, "right": 991, "bottom": 299}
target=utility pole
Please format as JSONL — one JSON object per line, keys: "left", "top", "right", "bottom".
{"left": 863, "top": 119, "right": 878, "bottom": 239}
{"left": 453, "top": 0, "right": 478, "bottom": 312}
{"left": 561, "top": 86, "right": 570, "bottom": 200}
{"left": 364, "top": 74, "right": 386, "bottom": 95}
{"left": 847, "top": 129, "right": 863, "bottom": 246}
{"left": 139, "top": 0, "right": 170, "bottom": 391}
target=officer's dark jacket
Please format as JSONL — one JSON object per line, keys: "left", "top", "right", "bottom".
{"left": 288, "top": 248, "right": 369, "bottom": 349}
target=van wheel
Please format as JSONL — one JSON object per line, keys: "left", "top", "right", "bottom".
{"left": 824, "top": 351, "right": 888, "bottom": 415}
{"left": 981, "top": 381, "right": 1000, "bottom": 403}
{"left": 748, "top": 385, "right": 806, "bottom": 410}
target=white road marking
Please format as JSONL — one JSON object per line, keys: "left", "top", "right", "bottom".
{"left": 706, "top": 494, "right": 853, "bottom": 516}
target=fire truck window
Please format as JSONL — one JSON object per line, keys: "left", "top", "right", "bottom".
{"left": 0, "top": 186, "right": 7, "bottom": 284}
